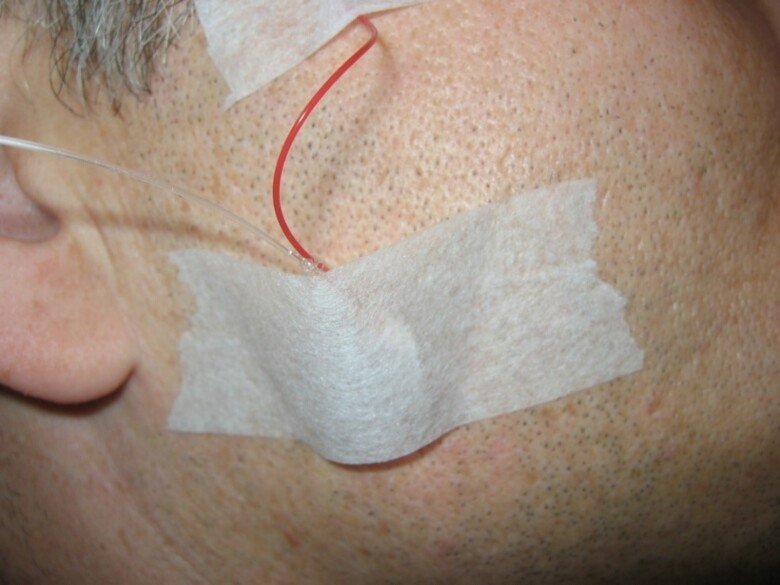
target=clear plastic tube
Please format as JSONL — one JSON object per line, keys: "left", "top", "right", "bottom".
{"left": 0, "top": 133, "right": 304, "bottom": 264}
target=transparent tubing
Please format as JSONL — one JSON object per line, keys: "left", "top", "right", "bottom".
{"left": 0, "top": 134, "right": 302, "bottom": 264}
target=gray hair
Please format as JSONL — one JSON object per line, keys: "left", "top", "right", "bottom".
{"left": 0, "top": 0, "right": 193, "bottom": 107}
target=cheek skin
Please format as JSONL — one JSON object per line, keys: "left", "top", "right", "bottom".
{"left": 107, "top": 0, "right": 776, "bottom": 580}
{"left": 0, "top": 0, "right": 777, "bottom": 582}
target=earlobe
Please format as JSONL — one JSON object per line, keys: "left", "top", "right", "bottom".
{"left": 0, "top": 21, "right": 138, "bottom": 404}
{"left": 0, "top": 233, "right": 138, "bottom": 404}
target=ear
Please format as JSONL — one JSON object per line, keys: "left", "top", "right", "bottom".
{"left": 0, "top": 153, "right": 138, "bottom": 405}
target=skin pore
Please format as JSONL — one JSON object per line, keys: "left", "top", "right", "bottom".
{"left": 1, "top": 0, "right": 778, "bottom": 583}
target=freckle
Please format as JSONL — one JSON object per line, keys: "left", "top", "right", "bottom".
{"left": 283, "top": 530, "right": 301, "bottom": 548}
{"left": 118, "top": 527, "right": 131, "bottom": 551}
{"left": 523, "top": 470, "right": 540, "bottom": 485}
{"left": 434, "top": 537, "right": 459, "bottom": 558}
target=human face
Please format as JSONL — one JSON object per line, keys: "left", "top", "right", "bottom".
{"left": 1, "top": 1, "right": 778, "bottom": 582}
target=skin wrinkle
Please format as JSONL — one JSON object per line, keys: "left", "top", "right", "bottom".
{"left": 0, "top": 0, "right": 778, "bottom": 583}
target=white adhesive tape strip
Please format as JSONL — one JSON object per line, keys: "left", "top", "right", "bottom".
{"left": 168, "top": 179, "right": 643, "bottom": 464}
{"left": 194, "top": 0, "right": 432, "bottom": 107}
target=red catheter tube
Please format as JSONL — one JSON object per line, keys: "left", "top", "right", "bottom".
{"left": 272, "top": 15, "right": 378, "bottom": 272}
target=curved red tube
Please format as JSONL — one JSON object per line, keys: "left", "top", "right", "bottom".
{"left": 273, "top": 15, "right": 378, "bottom": 272}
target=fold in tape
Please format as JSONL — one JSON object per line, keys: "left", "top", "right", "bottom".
{"left": 168, "top": 179, "right": 644, "bottom": 464}
{"left": 194, "top": 0, "right": 431, "bottom": 107}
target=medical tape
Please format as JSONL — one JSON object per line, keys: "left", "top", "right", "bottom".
{"left": 193, "top": 0, "right": 433, "bottom": 107}
{"left": 168, "top": 179, "right": 644, "bottom": 464}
